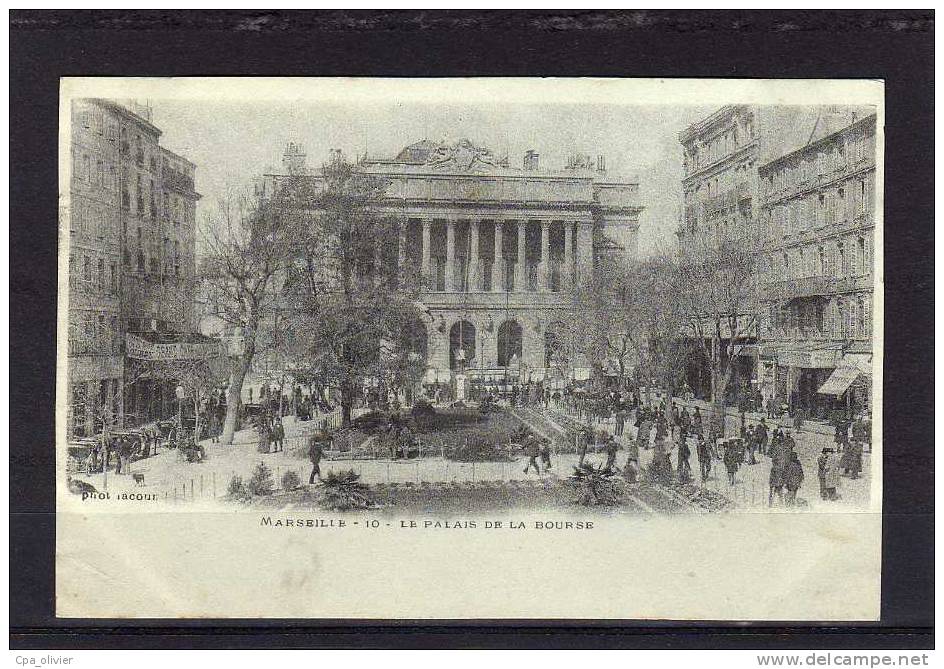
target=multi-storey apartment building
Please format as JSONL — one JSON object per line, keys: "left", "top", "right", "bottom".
{"left": 66, "top": 98, "right": 202, "bottom": 436}
{"left": 676, "top": 105, "right": 790, "bottom": 402}
{"left": 756, "top": 110, "right": 876, "bottom": 419}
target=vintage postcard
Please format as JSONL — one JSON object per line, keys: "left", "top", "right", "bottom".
{"left": 57, "top": 77, "right": 883, "bottom": 620}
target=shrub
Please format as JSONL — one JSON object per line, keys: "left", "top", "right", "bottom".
{"left": 643, "top": 451, "right": 674, "bottom": 485}
{"left": 448, "top": 434, "right": 515, "bottom": 462}
{"left": 247, "top": 461, "right": 274, "bottom": 496}
{"left": 281, "top": 469, "right": 301, "bottom": 491}
{"left": 568, "top": 462, "right": 623, "bottom": 507}
{"left": 318, "top": 469, "right": 375, "bottom": 510}
{"left": 227, "top": 475, "right": 250, "bottom": 501}
{"left": 350, "top": 411, "right": 391, "bottom": 434}
{"left": 410, "top": 398, "right": 436, "bottom": 419}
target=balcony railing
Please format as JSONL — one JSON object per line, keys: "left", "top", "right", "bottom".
{"left": 764, "top": 273, "right": 872, "bottom": 300}
{"left": 764, "top": 275, "right": 837, "bottom": 300}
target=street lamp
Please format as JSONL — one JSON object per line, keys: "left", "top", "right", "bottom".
{"left": 175, "top": 384, "right": 185, "bottom": 433}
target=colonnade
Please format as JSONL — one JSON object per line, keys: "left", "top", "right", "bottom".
{"left": 398, "top": 216, "right": 593, "bottom": 293}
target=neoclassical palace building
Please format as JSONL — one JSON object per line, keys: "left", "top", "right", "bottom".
{"left": 258, "top": 139, "right": 643, "bottom": 388}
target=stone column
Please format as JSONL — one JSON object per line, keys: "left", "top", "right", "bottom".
{"left": 515, "top": 220, "right": 526, "bottom": 291}
{"left": 397, "top": 218, "right": 407, "bottom": 285}
{"left": 421, "top": 219, "right": 432, "bottom": 287}
{"left": 575, "top": 221, "right": 594, "bottom": 284}
{"left": 373, "top": 235, "right": 383, "bottom": 286}
{"left": 540, "top": 219, "right": 550, "bottom": 291}
{"left": 445, "top": 218, "right": 456, "bottom": 292}
{"left": 468, "top": 219, "right": 480, "bottom": 291}
{"left": 492, "top": 220, "right": 504, "bottom": 292}
{"left": 564, "top": 220, "right": 575, "bottom": 289}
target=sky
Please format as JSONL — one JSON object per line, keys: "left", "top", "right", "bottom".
{"left": 151, "top": 100, "right": 717, "bottom": 256}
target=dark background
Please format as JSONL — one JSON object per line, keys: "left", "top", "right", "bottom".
{"left": 10, "top": 10, "right": 934, "bottom": 650}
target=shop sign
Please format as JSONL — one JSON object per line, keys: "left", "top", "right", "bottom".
{"left": 126, "top": 334, "right": 222, "bottom": 361}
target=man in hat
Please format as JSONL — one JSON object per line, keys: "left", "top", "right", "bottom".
{"left": 696, "top": 433, "right": 712, "bottom": 483}
{"left": 307, "top": 432, "right": 329, "bottom": 484}
{"left": 784, "top": 452, "right": 805, "bottom": 506}
{"left": 755, "top": 417, "right": 769, "bottom": 457}
{"left": 821, "top": 447, "right": 840, "bottom": 500}
{"left": 676, "top": 430, "right": 692, "bottom": 483}
{"left": 602, "top": 433, "right": 619, "bottom": 474}
{"left": 539, "top": 437, "right": 553, "bottom": 472}
{"left": 576, "top": 427, "right": 591, "bottom": 467}
{"left": 817, "top": 447, "right": 829, "bottom": 500}
{"left": 522, "top": 435, "right": 542, "bottom": 476}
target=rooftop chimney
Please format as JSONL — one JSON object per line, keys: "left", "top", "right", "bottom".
{"left": 523, "top": 150, "right": 540, "bottom": 171}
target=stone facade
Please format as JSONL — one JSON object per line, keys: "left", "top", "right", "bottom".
{"left": 66, "top": 99, "right": 200, "bottom": 436}
{"left": 756, "top": 112, "right": 876, "bottom": 418}
{"left": 678, "top": 104, "right": 761, "bottom": 248}
{"left": 259, "top": 139, "right": 643, "bottom": 385}
{"left": 676, "top": 105, "right": 877, "bottom": 415}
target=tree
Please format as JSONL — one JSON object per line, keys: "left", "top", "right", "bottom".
{"left": 200, "top": 188, "right": 295, "bottom": 444}
{"left": 567, "top": 255, "right": 689, "bottom": 423}
{"left": 568, "top": 258, "right": 644, "bottom": 383}
{"left": 666, "top": 223, "right": 760, "bottom": 420}
{"left": 274, "top": 153, "right": 424, "bottom": 427}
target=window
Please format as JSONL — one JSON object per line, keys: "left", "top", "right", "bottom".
{"left": 856, "top": 295, "right": 866, "bottom": 337}
{"left": 109, "top": 262, "right": 117, "bottom": 293}
{"left": 137, "top": 251, "right": 145, "bottom": 274}
{"left": 81, "top": 154, "right": 90, "bottom": 183}
{"left": 783, "top": 252, "right": 789, "bottom": 275}
{"left": 110, "top": 316, "right": 119, "bottom": 353}
{"left": 818, "top": 246, "right": 827, "bottom": 276}
{"left": 97, "top": 258, "right": 105, "bottom": 290}
{"left": 856, "top": 237, "right": 866, "bottom": 275}
{"left": 94, "top": 208, "right": 105, "bottom": 237}
{"left": 97, "top": 314, "right": 106, "bottom": 352}
{"left": 836, "top": 298, "right": 846, "bottom": 338}
{"left": 836, "top": 242, "right": 845, "bottom": 278}
{"left": 83, "top": 256, "right": 92, "bottom": 284}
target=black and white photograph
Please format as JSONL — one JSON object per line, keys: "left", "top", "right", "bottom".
{"left": 55, "top": 77, "right": 884, "bottom": 620}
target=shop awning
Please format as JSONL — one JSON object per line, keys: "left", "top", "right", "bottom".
{"left": 817, "top": 354, "right": 871, "bottom": 396}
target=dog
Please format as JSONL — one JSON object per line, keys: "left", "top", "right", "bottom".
{"left": 132, "top": 472, "right": 146, "bottom": 486}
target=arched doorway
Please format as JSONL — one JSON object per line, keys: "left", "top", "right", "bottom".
{"left": 544, "top": 323, "right": 567, "bottom": 369}
{"left": 449, "top": 320, "right": 476, "bottom": 370}
{"left": 497, "top": 320, "right": 523, "bottom": 368}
